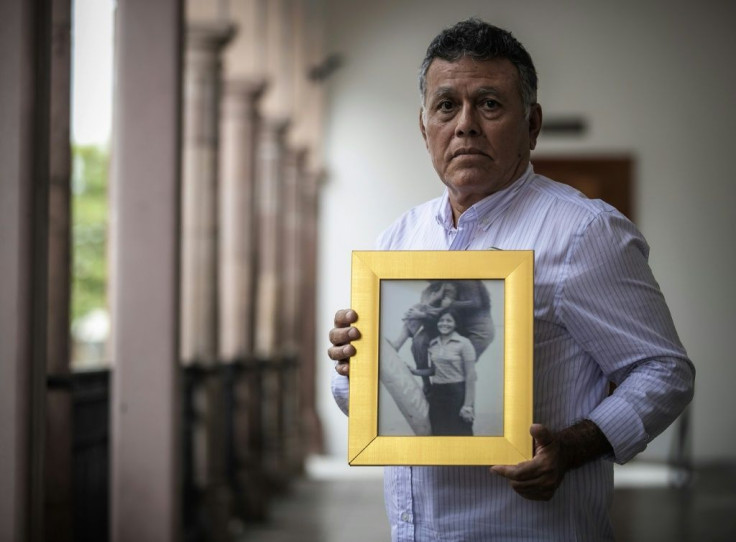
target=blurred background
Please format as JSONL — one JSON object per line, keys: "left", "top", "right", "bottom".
{"left": 2, "top": 0, "right": 734, "bottom": 541}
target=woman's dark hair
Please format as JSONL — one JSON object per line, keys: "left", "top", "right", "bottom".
{"left": 434, "top": 307, "right": 465, "bottom": 336}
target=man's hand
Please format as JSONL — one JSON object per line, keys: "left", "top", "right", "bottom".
{"left": 491, "top": 424, "right": 565, "bottom": 501}
{"left": 491, "top": 420, "right": 612, "bottom": 501}
{"left": 424, "top": 306, "right": 441, "bottom": 317}
{"left": 327, "top": 309, "right": 360, "bottom": 377}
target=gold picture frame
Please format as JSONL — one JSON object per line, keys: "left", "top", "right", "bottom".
{"left": 349, "top": 250, "right": 534, "bottom": 466}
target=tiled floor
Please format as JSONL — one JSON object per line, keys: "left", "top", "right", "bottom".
{"left": 611, "top": 464, "right": 736, "bottom": 542}
{"left": 237, "top": 459, "right": 736, "bottom": 542}
{"left": 237, "top": 478, "right": 388, "bottom": 542}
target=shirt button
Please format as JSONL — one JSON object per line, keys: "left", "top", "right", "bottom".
{"left": 400, "top": 512, "right": 411, "bottom": 522}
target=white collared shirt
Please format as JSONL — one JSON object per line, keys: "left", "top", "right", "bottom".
{"left": 331, "top": 165, "right": 694, "bottom": 541}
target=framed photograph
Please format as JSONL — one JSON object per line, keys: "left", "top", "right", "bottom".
{"left": 349, "top": 250, "right": 534, "bottom": 466}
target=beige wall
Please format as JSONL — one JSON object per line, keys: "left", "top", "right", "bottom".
{"left": 316, "top": 0, "right": 736, "bottom": 463}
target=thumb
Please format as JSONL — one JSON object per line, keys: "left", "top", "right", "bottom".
{"left": 530, "top": 423, "right": 554, "bottom": 448}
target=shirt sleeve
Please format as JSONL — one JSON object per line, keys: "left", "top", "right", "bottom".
{"left": 558, "top": 211, "right": 695, "bottom": 464}
{"left": 329, "top": 234, "right": 391, "bottom": 416}
{"left": 461, "top": 336, "right": 476, "bottom": 364}
{"left": 331, "top": 371, "right": 350, "bottom": 416}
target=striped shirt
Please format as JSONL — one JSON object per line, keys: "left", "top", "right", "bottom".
{"left": 331, "top": 165, "right": 694, "bottom": 541}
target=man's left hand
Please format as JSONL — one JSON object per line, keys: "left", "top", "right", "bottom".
{"left": 490, "top": 424, "right": 567, "bottom": 501}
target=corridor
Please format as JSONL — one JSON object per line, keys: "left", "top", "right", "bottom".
{"left": 239, "top": 459, "right": 736, "bottom": 542}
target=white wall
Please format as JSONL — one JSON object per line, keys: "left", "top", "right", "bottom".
{"left": 316, "top": 0, "right": 736, "bottom": 464}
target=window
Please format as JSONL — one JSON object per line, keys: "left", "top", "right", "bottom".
{"left": 70, "top": 0, "right": 115, "bottom": 368}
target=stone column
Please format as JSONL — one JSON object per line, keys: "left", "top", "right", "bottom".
{"left": 218, "top": 77, "right": 270, "bottom": 519}
{"left": 287, "top": 0, "right": 327, "bottom": 456}
{"left": 180, "top": 22, "right": 235, "bottom": 542}
{"left": 109, "top": 1, "right": 183, "bottom": 541}
{"left": 181, "top": 22, "right": 235, "bottom": 366}
{"left": 45, "top": 0, "right": 73, "bottom": 539}
{"left": 254, "top": 117, "right": 289, "bottom": 358}
{"left": 279, "top": 147, "right": 306, "bottom": 474}
{"left": 280, "top": 147, "right": 304, "bottom": 352}
{"left": 254, "top": 116, "right": 289, "bottom": 485}
{"left": 261, "top": 0, "right": 293, "bottom": 121}
{"left": 219, "top": 78, "right": 266, "bottom": 360}
{"left": 300, "top": 167, "right": 326, "bottom": 454}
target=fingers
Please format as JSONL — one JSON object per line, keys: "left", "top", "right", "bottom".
{"left": 491, "top": 462, "right": 559, "bottom": 501}
{"left": 530, "top": 423, "right": 553, "bottom": 449}
{"left": 491, "top": 461, "right": 537, "bottom": 482}
{"left": 492, "top": 456, "right": 553, "bottom": 482}
{"left": 328, "top": 341, "right": 355, "bottom": 377}
{"left": 334, "top": 359, "right": 351, "bottom": 377}
{"left": 491, "top": 423, "right": 565, "bottom": 501}
{"left": 329, "top": 309, "right": 360, "bottom": 347}
{"left": 328, "top": 309, "right": 361, "bottom": 377}
{"left": 491, "top": 463, "right": 544, "bottom": 484}
{"left": 328, "top": 325, "right": 360, "bottom": 348}
{"left": 327, "top": 342, "right": 356, "bottom": 360}
{"left": 334, "top": 308, "right": 358, "bottom": 328}
{"left": 507, "top": 478, "right": 558, "bottom": 501}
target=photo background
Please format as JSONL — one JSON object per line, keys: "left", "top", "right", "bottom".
{"left": 378, "top": 279, "right": 505, "bottom": 436}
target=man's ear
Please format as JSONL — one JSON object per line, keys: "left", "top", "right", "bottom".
{"left": 528, "top": 103, "right": 543, "bottom": 150}
{"left": 419, "top": 108, "right": 428, "bottom": 148}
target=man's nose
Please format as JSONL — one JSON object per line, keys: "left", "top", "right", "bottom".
{"left": 455, "top": 103, "right": 480, "bottom": 136}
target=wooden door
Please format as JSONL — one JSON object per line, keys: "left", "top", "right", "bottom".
{"left": 532, "top": 156, "right": 634, "bottom": 221}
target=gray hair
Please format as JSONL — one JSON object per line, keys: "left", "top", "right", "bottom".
{"left": 418, "top": 18, "right": 538, "bottom": 118}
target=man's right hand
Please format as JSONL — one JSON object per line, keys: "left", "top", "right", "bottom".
{"left": 327, "top": 309, "right": 360, "bottom": 377}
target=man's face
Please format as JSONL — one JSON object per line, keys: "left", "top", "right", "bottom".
{"left": 420, "top": 56, "right": 542, "bottom": 218}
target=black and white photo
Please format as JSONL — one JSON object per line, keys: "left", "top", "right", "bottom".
{"left": 378, "top": 279, "right": 504, "bottom": 437}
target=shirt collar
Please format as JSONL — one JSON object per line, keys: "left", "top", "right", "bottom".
{"left": 430, "top": 331, "right": 463, "bottom": 345}
{"left": 435, "top": 164, "right": 534, "bottom": 231}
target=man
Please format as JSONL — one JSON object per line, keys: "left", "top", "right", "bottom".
{"left": 328, "top": 18, "right": 694, "bottom": 541}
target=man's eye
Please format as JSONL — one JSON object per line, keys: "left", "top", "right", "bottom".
{"left": 483, "top": 99, "right": 499, "bottom": 109}
{"left": 438, "top": 100, "right": 454, "bottom": 111}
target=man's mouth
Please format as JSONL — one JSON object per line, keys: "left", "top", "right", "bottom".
{"left": 451, "top": 148, "right": 489, "bottom": 159}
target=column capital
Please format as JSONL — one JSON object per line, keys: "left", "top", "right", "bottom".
{"left": 186, "top": 22, "right": 237, "bottom": 53}
{"left": 223, "top": 77, "right": 268, "bottom": 104}
{"left": 261, "top": 115, "right": 291, "bottom": 139}
{"left": 291, "top": 145, "right": 309, "bottom": 163}
{"left": 283, "top": 145, "right": 309, "bottom": 175}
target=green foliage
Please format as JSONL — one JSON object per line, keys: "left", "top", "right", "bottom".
{"left": 71, "top": 144, "right": 109, "bottom": 325}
